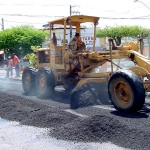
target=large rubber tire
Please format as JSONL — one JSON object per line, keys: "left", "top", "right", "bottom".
{"left": 22, "top": 67, "right": 37, "bottom": 95}
{"left": 70, "top": 87, "right": 81, "bottom": 109}
{"left": 108, "top": 69, "right": 145, "bottom": 113}
{"left": 36, "top": 68, "right": 55, "bottom": 98}
{"left": 70, "top": 84, "right": 100, "bottom": 109}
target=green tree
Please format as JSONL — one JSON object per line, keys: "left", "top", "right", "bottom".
{"left": 24, "top": 53, "right": 36, "bottom": 67}
{"left": 0, "top": 25, "right": 46, "bottom": 55}
{"left": 96, "top": 25, "right": 150, "bottom": 46}
{"left": 23, "top": 46, "right": 41, "bottom": 67}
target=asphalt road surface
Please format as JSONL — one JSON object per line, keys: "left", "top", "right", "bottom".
{"left": 0, "top": 78, "right": 150, "bottom": 150}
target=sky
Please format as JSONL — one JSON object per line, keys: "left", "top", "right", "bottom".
{"left": 0, "top": 0, "right": 150, "bottom": 30}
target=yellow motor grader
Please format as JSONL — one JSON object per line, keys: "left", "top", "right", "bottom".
{"left": 22, "top": 15, "right": 150, "bottom": 113}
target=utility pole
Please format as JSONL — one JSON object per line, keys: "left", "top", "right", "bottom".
{"left": 69, "top": 5, "right": 80, "bottom": 39}
{"left": 1, "top": 18, "right": 4, "bottom": 30}
{"left": 70, "top": 5, "right": 73, "bottom": 39}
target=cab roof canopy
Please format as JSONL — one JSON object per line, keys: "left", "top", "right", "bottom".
{"left": 48, "top": 15, "right": 100, "bottom": 26}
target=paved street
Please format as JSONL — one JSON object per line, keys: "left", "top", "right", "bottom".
{"left": 0, "top": 66, "right": 150, "bottom": 150}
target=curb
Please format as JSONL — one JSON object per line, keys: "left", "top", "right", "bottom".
{"left": 0, "top": 76, "right": 22, "bottom": 81}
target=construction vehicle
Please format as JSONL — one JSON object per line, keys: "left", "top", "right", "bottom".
{"left": 22, "top": 15, "right": 150, "bottom": 113}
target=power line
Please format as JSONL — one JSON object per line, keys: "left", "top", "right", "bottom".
{"left": 0, "top": 3, "right": 134, "bottom": 16}
{"left": 0, "top": 2, "right": 150, "bottom": 16}
{"left": 1, "top": 13, "right": 150, "bottom": 29}
{"left": 4, "top": 20, "right": 44, "bottom": 25}
{"left": 101, "top": 16, "right": 150, "bottom": 20}
{"left": 1, "top": 13, "right": 150, "bottom": 20}
{"left": 0, "top": 3, "right": 149, "bottom": 19}
{"left": 0, "top": 3, "right": 68, "bottom": 7}
{"left": 0, "top": 14, "right": 64, "bottom": 18}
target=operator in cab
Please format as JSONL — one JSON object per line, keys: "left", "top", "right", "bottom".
{"left": 69, "top": 33, "right": 86, "bottom": 53}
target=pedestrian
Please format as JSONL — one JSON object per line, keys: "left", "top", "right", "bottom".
{"left": 5, "top": 56, "right": 13, "bottom": 78}
{"left": 13, "top": 53, "right": 20, "bottom": 77}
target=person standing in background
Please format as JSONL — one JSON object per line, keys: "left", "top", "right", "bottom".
{"left": 13, "top": 53, "right": 20, "bottom": 77}
{"left": 51, "top": 32, "right": 57, "bottom": 46}
{"left": 5, "top": 56, "right": 13, "bottom": 78}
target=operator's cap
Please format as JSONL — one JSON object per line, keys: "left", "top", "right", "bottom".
{"left": 75, "top": 33, "right": 80, "bottom": 37}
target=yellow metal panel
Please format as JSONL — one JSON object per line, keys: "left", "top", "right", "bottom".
{"left": 129, "top": 66, "right": 150, "bottom": 77}
{"left": 78, "top": 72, "right": 111, "bottom": 78}
{"left": 55, "top": 64, "right": 65, "bottom": 69}
{"left": 48, "top": 15, "right": 100, "bottom": 26}
{"left": 76, "top": 78, "right": 107, "bottom": 88}
{"left": 126, "top": 50, "right": 150, "bottom": 73}
{"left": 38, "top": 63, "right": 51, "bottom": 68}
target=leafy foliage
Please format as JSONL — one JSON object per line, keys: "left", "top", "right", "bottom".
{"left": 24, "top": 53, "right": 36, "bottom": 67}
{"left": 97, "top": 26, "right": 150, "bottom": 38}
{"left": 0, "top": 25, "right": 46, "bottom": 55}
{"left": 96, "top": 26, "right": 150, "bottom": 45}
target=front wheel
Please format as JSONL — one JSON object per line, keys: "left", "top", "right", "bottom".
{"left": 108, "top": 70, "right": 145, "bottom": 113}
{"left": 36, "top": 68, "right": 55, "bottom": 98}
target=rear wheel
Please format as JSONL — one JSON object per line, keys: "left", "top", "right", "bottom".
{"left": 36, "top": 68, "right": 55, "bottom": 98}
{"left": 108, "top": 70, "right": 145, "bottom": 113}
{"left": 22, "top": 67, "right": 37, "bottom": 95}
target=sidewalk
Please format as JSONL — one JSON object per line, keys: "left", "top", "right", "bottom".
{"left": 0, "top": 68, "right": 22, "bottom": 80}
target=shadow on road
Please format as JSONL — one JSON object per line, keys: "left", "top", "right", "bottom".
{"left": 23, "top": 90, "right": 71, "bottom": 104}
{"left": 22, "top": 83, "right": 111, "bottom": 107}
